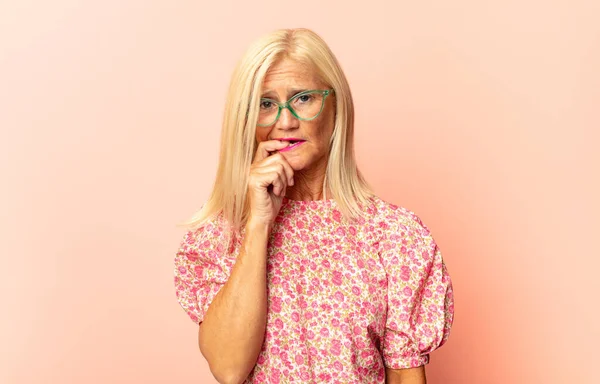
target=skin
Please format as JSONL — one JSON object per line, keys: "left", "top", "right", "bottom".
{"left": 198, "top": 57, "right": 426, "bottom": 383}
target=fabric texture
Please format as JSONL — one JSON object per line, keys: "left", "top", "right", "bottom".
{"left": 174, "top": 195, "right": 454, "bottom": 383}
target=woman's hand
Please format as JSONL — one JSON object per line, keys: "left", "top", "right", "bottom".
{"left": 247, "top": 140, "right": 295, "bottom": 226}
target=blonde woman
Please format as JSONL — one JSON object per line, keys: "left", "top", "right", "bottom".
{"left": 174, "top": 28, "right": 454, "bottom": 384}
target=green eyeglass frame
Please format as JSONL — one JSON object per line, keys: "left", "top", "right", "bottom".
{"left": 257, "top": 89, "right": 334, "bottom": 127}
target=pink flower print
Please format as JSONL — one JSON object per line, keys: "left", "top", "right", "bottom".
{"left": 334, "top": 291, "right": 345, "bottom": 302}
{"left": 271, "top": 296, "right": 282, "bottom": 313}
{"left": 352, "top": 286, "right": 361, "bottom": 296}
{"left": 185, "top": 250, "right": 198, "bottom": 262}
{"left": 332, "top": 209, "right": 342, "bottom": 222}
{"left": 400, "top": 265, "right": 411, "bottom": 281}
{"left": 333, "top": 361, "right": 343, "bottom": 371}
{"left": 340, "top": 323, "right": 350, "bottom": 334}
{"left": 299, "top": 298, "right": 308, "bottom": 309}
{"left": 332, "top": 251, "right": 341, "bottom": 260}
{"left": 361, "top": 273, "right": 370, "bottom": 284}
{"left": 307, "top": 329, "right": 315, "bottom": 339}
{"left": 349, "top": 226, "right": 357, "bottom": 236}
{"left": 300, "top": 371, "right": 310, "bottom": 381}
{"left": 424, "top": 326, "right": 433, "bottom": 337}
{"left": 271, "top": 370, "right": 281, "bottom": 384}
{"left": 274, "top": 318, "right": 284, "bottom": 329}
{"left": 192, "top": 265, "right": 206, "bottom": 278}
{"left": 296, "top": 283, "right": 303, "bottom": 294}
{"left": 270, "top": 346, "right": 280, "bottom": 355}
{"left": 256, "top": 371, "right": 266, "bottom": 381}
{"left": 353, "top": 325, "right": 361, "bottom": 335}
{"left": 330, "top": 339, "right": 342, "bottom": 355}
{"left": 304, "top": 311, "right": 313, "bottom": 320}
{"left": 292, "top": 245, "right": 300, "bottom": 254}
{"left": 322, "top": 259, "right": 331, "bottom": 269}
{"left": 274, "top": 251, "right": 285, "bottom": 262}
{"left": 357, "top": 259, "right": 365, "bottom": 269}
{"left": 331, "top": 318, "right": 340, "bottom": 327}
{"left": 309, "top": 346, "right": 318, "bottom": 356}
{"left": 296, "top": 219, "right": 305, "bottom": 229}
{"left": 335, "top": 227, "right": 346, "bottom": 236}
{"left": 332, "top": 271, "right": 343, "bottom": 286}
{"left": 257, "top": 354, "right": 267, "bottom": 365}
{"left": 295, "top": 354, "right": 304, "bottom": 365}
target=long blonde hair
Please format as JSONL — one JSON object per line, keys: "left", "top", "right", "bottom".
{"left": 178, "top": 28, "right": 373, "bottom": 233}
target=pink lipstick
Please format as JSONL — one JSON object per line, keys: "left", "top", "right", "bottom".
{"left": 277, "top": 138, "right": 305, "bottom": 152}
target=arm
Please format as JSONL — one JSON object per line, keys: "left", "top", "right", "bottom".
{"left": 198, "top": 218, "right": 271, "bottom": 384}
{"left": 385, "top": 366, "right": 427, "bottom": 384}
{"left": 191, "top": 139, "right": 293, "bottom": 383}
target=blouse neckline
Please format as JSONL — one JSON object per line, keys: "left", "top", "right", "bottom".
{"left": 281, "top": 196, "right": 336, "bottom": 206}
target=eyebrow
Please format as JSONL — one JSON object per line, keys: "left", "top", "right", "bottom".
{"left": 260, "top": 88, "right": 310, "bottom": 99}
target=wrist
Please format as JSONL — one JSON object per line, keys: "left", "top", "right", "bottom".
{"left": 246, "top": 216, "right": 273, "bottom": 233}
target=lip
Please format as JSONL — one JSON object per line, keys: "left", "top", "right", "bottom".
{"left": 279, "top": 140, "right": 305, "bottom": 152}
{"left": 275, "top": 138, "right": 306, "bottom": 142}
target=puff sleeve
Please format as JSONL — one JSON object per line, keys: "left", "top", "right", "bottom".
{"left": 173, "top": 214, "right": 237, "bottom": 325}
{"left": 379, "top": 210, "right": 454, "bottom": 369}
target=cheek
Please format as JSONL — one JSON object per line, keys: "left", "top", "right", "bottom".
{"left": 255, "top": 128, "right": 268, "bottom": 142}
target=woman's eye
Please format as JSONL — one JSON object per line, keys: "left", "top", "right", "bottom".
{"left": 293, "top": 94, "right": 314, "bottom": 105}
{"left": 260, "top": 100, "right": 273, "bottom": 109}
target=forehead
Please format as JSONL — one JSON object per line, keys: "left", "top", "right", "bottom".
{"left": 261, "top": 58, "right": 322, "bottom": 91}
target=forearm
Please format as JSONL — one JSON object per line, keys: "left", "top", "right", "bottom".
{"left": 385, "top": 366, "right": 427, "bottom": 384}
{"left": 198, "top": 219, "right": 271, "bottom": 383}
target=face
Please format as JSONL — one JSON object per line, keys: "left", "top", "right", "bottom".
{"left": 255, "top": 58, "right": 335, "bottom": 172}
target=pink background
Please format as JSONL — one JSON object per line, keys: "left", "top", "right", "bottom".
{"left": 1, "top": 1, "right": 598, "bottom": 383}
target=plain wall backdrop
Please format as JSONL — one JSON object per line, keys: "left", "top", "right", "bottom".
{"left": 1, "top": 1, "right": 598, "bottom": 383}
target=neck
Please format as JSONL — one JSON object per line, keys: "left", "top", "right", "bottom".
{"left": 286, "top": 160, "right": 330, "bottom": 201}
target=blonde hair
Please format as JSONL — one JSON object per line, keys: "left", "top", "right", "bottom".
{"left": 178, "top": 28, "right": 373, "bottom": 233}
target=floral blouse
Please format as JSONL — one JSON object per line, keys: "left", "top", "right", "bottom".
{"left": 174, "top": 196, "right": 454, "bottom": 383}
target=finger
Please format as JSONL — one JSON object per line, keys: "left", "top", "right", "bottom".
{"left": 260, "top": 153, "right": 295, "bottom": 186}
{"left": 253, "top": 140, "right": 291, "bottom": 163}
{"left": 254, "top": 167, "right": 287, "bottom": 195}
{"left": 269, "top": 171, "right": 286, "bottom": 196}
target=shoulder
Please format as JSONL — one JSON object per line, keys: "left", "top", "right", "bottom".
{"left": 365, "top": 195, "right": 431, "bottom": 237}
{"left": 180, "top": 212, "right": 237, "bottom": 257}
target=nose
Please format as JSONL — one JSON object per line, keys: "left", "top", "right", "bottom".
{"left": 275, "top": 106, "right": 299, "bottom": 131}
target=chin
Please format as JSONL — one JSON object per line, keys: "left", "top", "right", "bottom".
{"left": 284, "top": 157, "right": 306, "bottom": 171}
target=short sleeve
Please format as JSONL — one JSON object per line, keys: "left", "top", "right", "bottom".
{"left": 379, "top": 211, "right": 454, "bottom": 369}
{"left": 173, "top": 214, "right": 237, "bottom": 325}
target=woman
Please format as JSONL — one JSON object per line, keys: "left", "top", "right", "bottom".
{"left": 174, "top": 28, "right": 454, "bottom": 384}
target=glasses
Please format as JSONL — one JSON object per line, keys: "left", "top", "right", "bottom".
{"left": 257, "top": 89, "right": 333, "bottom": 127}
